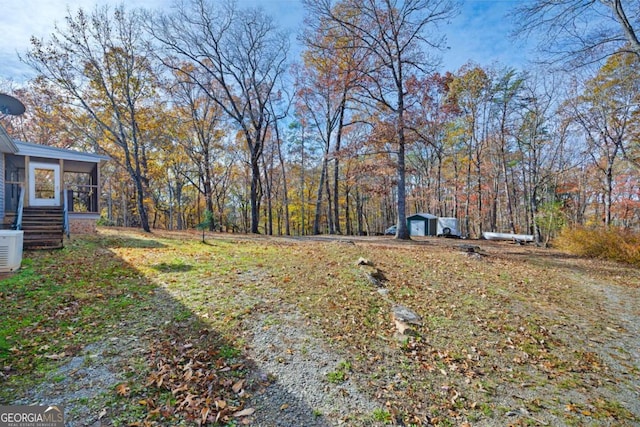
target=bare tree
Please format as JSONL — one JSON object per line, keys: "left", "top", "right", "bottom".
{"left": 514, "top": 0, "right": 640, "bottom": 67}
{"left": 165, "top": 67, "right": 227, "bottom": 230}
{"left": 566, "top": 53, "right": 640, "bottom": 225}
{"left": 299, "top": 13, "right": 366, "bottom": 235}
{"left": 24, "top": 5, "right": 156, "bottom": 232}
{"left": 150, "top": 0, "right": 289, "bottom": 234}
{"left": 303, "top": 0, "right": 458, "bottom": 239}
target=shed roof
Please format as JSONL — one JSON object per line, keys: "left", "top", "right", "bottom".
{"left": 14, "top": 141, "right": 108, "bottom": 163}
{"left": 407, "top": 213, "right": 437, "bottom": 220}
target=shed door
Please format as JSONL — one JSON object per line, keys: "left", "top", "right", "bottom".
{"left": 410, "top": 220, "right": 425, "bottom": 236}
{"left": 29, "top": 162, "right": 60, "bottom": 207}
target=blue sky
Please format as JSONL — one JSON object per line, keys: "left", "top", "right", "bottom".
{"left": 444, "top": 0, "right": 529, "bottom": 71}
{"left": 0, "top": 0, "right": 528, "bottom": 82}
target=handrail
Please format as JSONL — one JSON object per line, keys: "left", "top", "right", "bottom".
{"left": 13, "top": 185, "right": 24, "bottom": 230}
{"left": 63, "top": 187, "right": 70, "bottom": 238}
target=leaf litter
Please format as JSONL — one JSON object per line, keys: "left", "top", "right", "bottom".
{"left": 1, "top": 229, "right": 639, "bottom": 426}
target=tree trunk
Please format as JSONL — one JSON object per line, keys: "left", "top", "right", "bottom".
{"left": 134, "top": 176, "right": 150, "bottom": 232}
{"left": 333, "top": 93, "right": 348, "bottom": 234}
{"left": 275, "top": 121, "right": 291, "bottom": 235}
{"left": 326, "top": 163, "right": 334, "bottom": 234}
{"left": 605, "top": 166, "right": 613, "bottom": 226}
{"left": 501, "top": 145, "right": 516, "bottom": 233}
{"left": 313, "top": 156, "right": 328, "bottom": 235}
{"left": 396, "top": 130, "right": 410, "bottom": 240}
{"left": 250, "top": 146, "right": 262, "bottom": 234}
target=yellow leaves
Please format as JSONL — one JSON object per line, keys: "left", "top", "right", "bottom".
{"left": 565, "top": 403, "right": 583, "bottom": 413}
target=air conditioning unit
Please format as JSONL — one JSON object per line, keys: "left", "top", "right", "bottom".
{"left": 0, "top": 230, "right": 24, "bottom": 272}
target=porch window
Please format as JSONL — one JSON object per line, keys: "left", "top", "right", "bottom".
{"left": 33, "top": 167, "right": 56, "bottom": 200}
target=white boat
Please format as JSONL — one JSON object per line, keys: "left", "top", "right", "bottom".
{"left": 482, "top": 232, "right": 534, "bottom": 242}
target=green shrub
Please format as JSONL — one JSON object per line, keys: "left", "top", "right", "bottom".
{"left": 554, "top": 226, "right": 640, "bottom": 266}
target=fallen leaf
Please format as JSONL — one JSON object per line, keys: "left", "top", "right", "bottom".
{"left": 232, "top": 380, "right": 244, "bottom": 394}
{"left": 115, "top": 383, "right": 130, "bottom": 396}
{"left": 201, "top": 407, "right": 210, "bottom": 423}
{"left": 97, "top": 408, "right": 107, "bottom": 419}
{"left": 234, "top": 408, "right": 256, "bottom": 418}
{"left": 172, "top": 383, "right": 189, "bottom": 395}
{"left": 280, "top": 403, "right": 289, "bottom": 410}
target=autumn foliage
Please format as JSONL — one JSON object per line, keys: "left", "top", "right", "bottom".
{"left": 555, "top": 226, "right": 640, "bottom": 266}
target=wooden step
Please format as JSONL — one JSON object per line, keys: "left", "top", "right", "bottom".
{"left": 20, "top": 207, "right": 65, "bottom": 250}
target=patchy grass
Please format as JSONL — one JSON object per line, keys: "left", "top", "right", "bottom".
{"left": 1, "top": 228, "right": 639, "bottom": 426}
{"left": 0, "top": 237, "right": 152, "bottom": 381}
{"left": 326, "top": 360, "right": 352, "bottom": 384}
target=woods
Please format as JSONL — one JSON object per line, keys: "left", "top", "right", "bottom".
{"left": 3, "top": 0, "right": 640, "bottom": 241}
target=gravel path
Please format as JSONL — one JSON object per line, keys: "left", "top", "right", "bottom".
{"left": 242, "top": 306, "right": 380, "bottom": 426}
{"left": 12, "top": 334, "right": 144, "bottom": 426}
{"left": 589, "top": 279, "right": 640, "bottom": 416}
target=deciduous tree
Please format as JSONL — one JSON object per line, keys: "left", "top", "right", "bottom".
{"left": 304, "top": 0, "right": 458, "bottom": 239}
{"left": 24, "top": 5, "right": 157, "bottom": 232}
{"left": 150, "top": 0, "right": 289, "bottom": 234}
{"left": 514, "top": 0, "right": 640, "bottom": 67}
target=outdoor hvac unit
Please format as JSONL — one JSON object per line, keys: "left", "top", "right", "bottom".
{"left": 0, "top": 230, "right": 24, "bottom": 272}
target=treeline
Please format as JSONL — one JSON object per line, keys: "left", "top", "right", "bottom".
{"left": 2, "top": 0, "right": 639, "bottom": 241}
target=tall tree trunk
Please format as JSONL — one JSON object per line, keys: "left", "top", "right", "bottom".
{"left": 396, "top": 131, "right": 409, "bottom": 239}
{"left": 345, "top": 186, "right": 352, "bottom": 235}
{"left": 300, "top": 132, "right": 306, "bottom": 235}
{"left": 395, "top": 79, "right": 410, "bottom": 240}
{"left": 501, "top": 146, "right": 516, "bottom": 233}
{"left": 356, "top": 189, "right": 365, "bottom": 235}
{"left": 313, "top": 156, "right": 328, "bottom": 235}
{"left": 133, "top": 174, "right": 150, "bottom": 232}
{"left": 476, "top": 155, "right": 483, "bottom": 236}
{"left": 465, "top": 144, "right": 472, "bottom": 237}
{"left": 275, "top": 125, "right": 290, "bottom": 236}
{"left": 436, "top": 151, "right": 443, "bottom": 216}
{"left": 326, "top": 165, "right": 334, "bottom": 234}
{"left": 261, "top": 149, "right": 274, "bottom": 235}
{"left": 250, "top": 146, "right": 262, "bottom": 234}
{"left": 605, "top": 166, "right": 613, "bottom": 226}
{"left": 333, "top": 93, "right": 348, "bottom": 234}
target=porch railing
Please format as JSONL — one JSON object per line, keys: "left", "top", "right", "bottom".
{"left": 13, "top": 185, "right": 24, "bottom": 230}
{"left": 63, "top": 188, "right": 70, "bottom": 238}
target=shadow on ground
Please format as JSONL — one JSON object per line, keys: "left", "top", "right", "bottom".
{"left": 0, "top": 235, "right": 334, "bottom": 427}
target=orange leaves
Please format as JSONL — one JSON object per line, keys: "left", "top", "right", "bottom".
{"left": 115, "top": 383, "right": 130, "bottom": 397}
